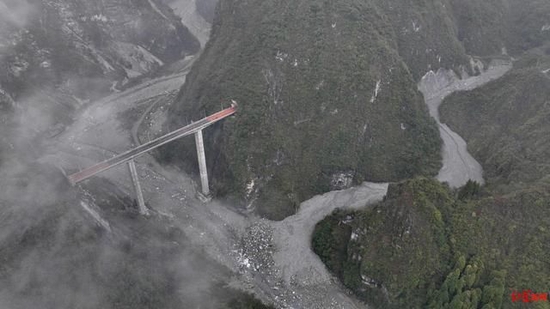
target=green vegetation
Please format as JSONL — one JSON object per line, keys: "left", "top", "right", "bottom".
{"left": 163, "top": 0, "right": 550, "bottom": 220}
{"left": 313, "top": 178, "right": 550, "bottom": 308}
{"left": 313, "top": 49, "right": 550, "bottom": 308}
{"left": 311, "top": 209, "right": 353, "bottom": 279}
{"left": 449, "top": 0, "right": 550, "bottom": 56}
{"left": 426, "top": 258, "right": 505, "bottom": 309}
{"left": 440, "top": 53, "right": 550, "bottom": 188}
{"left": 458, "top": 180, "right": 482, "bottom": 200}
{"left": 314, "top": 179, "right": 453, "bottom": 308}
{"left": 164, "top": 0, "right": 474, "bottom": 219}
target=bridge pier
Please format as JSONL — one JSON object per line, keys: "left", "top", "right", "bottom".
{"left": 68, "top": 103, "right": 237, "bottom": 208}
{"left": 128, "top": 159, "right": 149, "bottom": 215}
{"left": 194, "top": 129, "right": 211, "bottom": 200}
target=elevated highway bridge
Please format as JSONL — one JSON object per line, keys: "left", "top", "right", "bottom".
{"left": 67, "top": 102, "right": 237, "bottom": 214}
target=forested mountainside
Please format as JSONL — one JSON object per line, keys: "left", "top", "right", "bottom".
{"left": 311, "top": 26, "right": 550, "bottom": 309}
{"left": 440, "top": 52, "right": 550, "bottom": 188}
{"left": 0, "top": 0, "right": 200, "bottom": 166}
{"left": 0, "top": 0, "right": 199, "bottom": 102}
{"left": 0, "top": 0, "right": 201, "bottom": 113}
{"left": 313, "top": 177, "right": 550, "bottom": 308}
{"left": 163, "top": 0, "right": 549, "bottom": 219}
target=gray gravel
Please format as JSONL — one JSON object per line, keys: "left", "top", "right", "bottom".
{"left": 418, "top": 62, "right": 512, "bottom": 187}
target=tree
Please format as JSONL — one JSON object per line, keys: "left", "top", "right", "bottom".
{"left": 481, "top": 270, "right": 506, "bottom": 308}
{"left": 458, "top": 180, "right": 482, "bottom": 200}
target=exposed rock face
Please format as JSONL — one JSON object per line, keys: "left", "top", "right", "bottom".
{"left": 330, "top": 171, "right": 354, "bottom": 191}
{"left": 0, "top": 0, "right": 200, "bottom": 102}
{"left": 450, "top": 0, "right": 550, "bottom": 55}
{"left": 0, "top": 88, "right": 15, "bottom": 110}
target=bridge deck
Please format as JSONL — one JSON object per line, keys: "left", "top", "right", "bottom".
{"left": 68, "top": 105, "right": 236, "bottom": 185}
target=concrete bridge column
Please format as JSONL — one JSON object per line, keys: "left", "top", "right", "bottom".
{"left": 194, "top": 129, "right": 210, "bottom": 198}
{"left": 128, "top": 159, "right": 149, "bottom": 215}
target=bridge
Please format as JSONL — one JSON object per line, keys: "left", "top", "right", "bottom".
{"left": 67, "top": 102, "right": 237, "bottom": 215}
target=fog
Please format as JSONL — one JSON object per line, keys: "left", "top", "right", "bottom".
{"left": 0, "top": 83, "right": 238, "bottom": 309}
{"left": 0, "top": 0, "right": 35, "bottom": 29}
{"left": 0, "top": 1, "right": 247, "bottom": 308}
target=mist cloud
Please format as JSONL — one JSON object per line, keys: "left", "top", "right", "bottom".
{"left": 0, "top": 0, "right": 35, "bottom": 29}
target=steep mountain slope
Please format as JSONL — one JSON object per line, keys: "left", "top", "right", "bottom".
{"left": 440, "top": 52, "right": 550, "bottom": 187}
{"left": 311, "top": 15, "right": 550, "bottom": 309}
{"left": 163, "top": 0, "right": 550, "bottom": 219}
{"left": 194, "top": 0, "right": 217, "bottom": 23}
{"left": 0, "top": 0, "right": 199, "bottom": 101}
{"left": 0, "top": 0, "right": 200, "bottom": 169}
{"left": 164, "top": 0, "right": 471, "bottom": 219}
{"left": 313, "top": 178, "right": 550, "bottom": 308}
{"left": 161, "top": 0, "right": 214, "bottom": 47}
{"left": 449, "top": 0, "right": 550, "bottom": 56}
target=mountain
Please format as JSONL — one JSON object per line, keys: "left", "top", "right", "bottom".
{"left": 0, "top": 0, "right": 200, "bottom": 167}
{"left": 309, "top": 3, "right": 550, "bottom": 307}
{"left": 313, "top": 176, "right": 550, "bottom": 308}
{"left": 0, "top": 0, "right": 199, "bottom": 100}
{"left": 450, "top": 0, "right": 550, "bottom": 56}
{"left": 162, "top": 0, "right": 550, "bottom": 219}
{"left": 165, "top": 0, "right": 469, "bottom": 219}
{"left": 313, "top": 65, "right": 550, "bottom": 304}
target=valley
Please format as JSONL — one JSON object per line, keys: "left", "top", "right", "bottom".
{"left": 1, "top": 0, "right": 549, "bottom": 308}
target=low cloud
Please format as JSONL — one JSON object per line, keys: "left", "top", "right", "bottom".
{"left": 0, "top": 0, "right": 35, "bottom": 29}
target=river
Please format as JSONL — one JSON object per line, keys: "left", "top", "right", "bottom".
{"left": 418, "top": 62, "right": 512, "bottom": 187}
{"left": 42, "top": 6, "right": 512, "bottom": 306}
